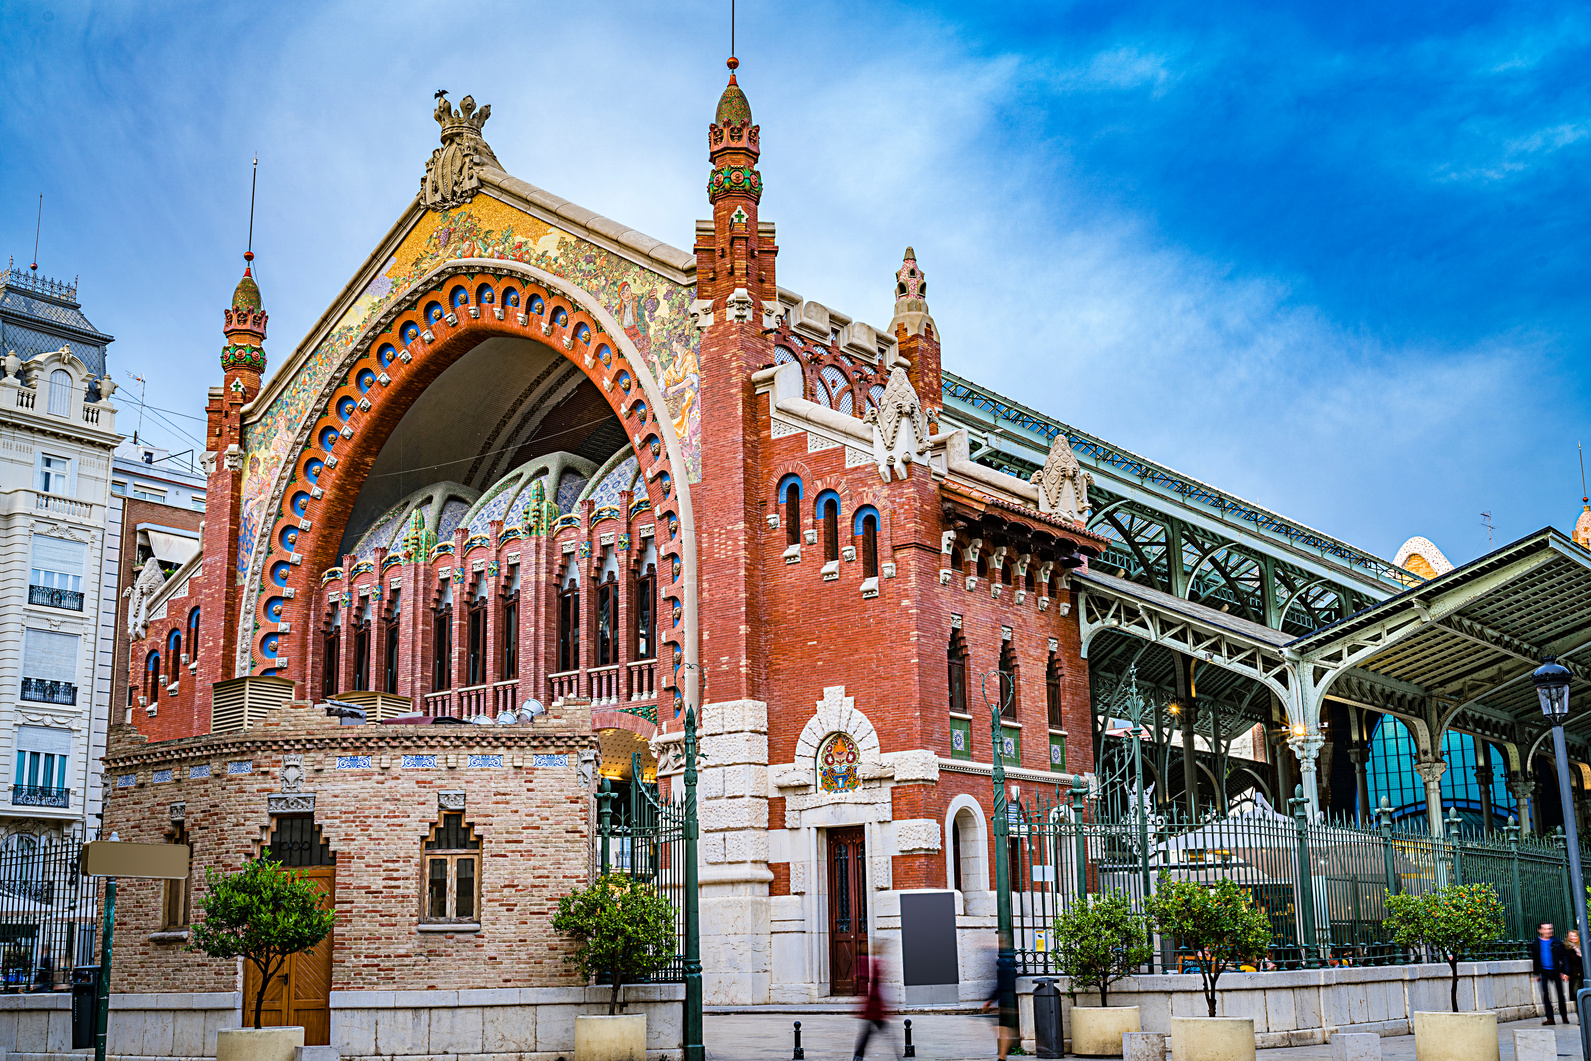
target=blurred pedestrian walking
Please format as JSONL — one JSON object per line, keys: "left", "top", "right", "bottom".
{"left": 852, "top": 953, "right": 888, "bottom": 1061}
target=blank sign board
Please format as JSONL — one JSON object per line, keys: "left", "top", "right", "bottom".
{"left": 83, "top": 840, "right": 190, "bottom": 879}
{"left": 899, "top": 890, "right": 959, "bottom": 1005}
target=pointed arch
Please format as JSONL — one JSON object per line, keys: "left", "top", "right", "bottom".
{"left": 238, "top": 259, "right": 699, "bottom": 715}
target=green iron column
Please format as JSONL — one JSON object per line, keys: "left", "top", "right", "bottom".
{"left": 990, "top": 691, "right": 1017, "bottom": 1044}
{"left": 1069, "top": 775, "right": 1088, "bottom": 899}
{"left": 1505, "top": 817, "right": 1522, "bottom": 942}
{"left": 1290, "top": 785, "right": 1317, "bottom": 968}
{"left": 683, "top": 707, "right": 703, "bottom": 1061}
{"left": 598, "top": 778, "right": 614, "bottom": 874}
{"left": 1378, "top": 798, "right": 1404, "bottom": 964}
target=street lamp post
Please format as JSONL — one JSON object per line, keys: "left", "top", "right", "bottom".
{"left": 984, "top": 674, "right": 1018, "bottom": 1052}
{"left": 1533, "top": 657, "right": 1591, "bottom": 975}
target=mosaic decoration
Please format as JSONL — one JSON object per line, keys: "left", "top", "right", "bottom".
{"left": 188, "top": 764, "right": 211, "bottom": 779}
{"left": 236, "top": 194, "right": 703, "bottom": 588}
{"left": 116, "top": 774, "right": 135, "bottom": 788}
{"left": 468, "top": 754, "right": 504, "bottom": 768}
{"left": 401, "top": 754, "right": 438, "bottom": 769}
{"left": 555, "top": 471, "right": 588, "bottom": 513}
{"left": 228, "top": 761, "right": 253, "bottom": 775}
{"left": 816, "top": 732, "right": 861, "bottom": 794}
{"left": 152, "top": 769, "right": 173, "bottom": 784}
{"left": 952, "top": 729, "right": 966, "bottom": 753}
{"left": 533, "top": 754, "right": 569, "bottom": 768}
{"left": 335, "top": 755, "right": 373, "bottom": 770}
{"left": 584, "top": 453, "right": 639, "bottom": 512}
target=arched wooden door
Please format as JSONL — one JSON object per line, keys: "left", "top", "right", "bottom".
{"left": 242, "top": 818, "right": 335, "bottom": 1044}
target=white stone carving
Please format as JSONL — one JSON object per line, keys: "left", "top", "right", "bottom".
{"left": 420, "top": 93, "right": 499, "bottom": 209}
{"left": 889, "top": 750, "right": 940, "bottom": 784}
{"left": 793, "top": 687, "right": 881, "bottom": 770}
{"left": 280, "top": 755, "right": 304, "bottom": 793}
{"left": 863, "top": 362, "right": 928, "bottom": 482}
{"left": 726, "top": 287, "right": 754, "bottom": 324}
{"left": 577, "top": 748, "right": 598, "bottom": 789}
{"left": 267, "top": 793, "right": 315, "bottom": 814}
{"left": 895, "top": 818, "right": 942, "bottom": 854}
{"left": 1030, "top": 433, "right": 1093, "bottom": 524}
{"left": 438, "top": 790, "right": 466, "bottom": 811}
{"left": 125, "top": 557, "right": 167, "bottom": 638}
{"left": 690, "top": 300, "right": 715, "bottom": 330}
{"left": 940, "top": 531, "right": 957, "bottom": 555}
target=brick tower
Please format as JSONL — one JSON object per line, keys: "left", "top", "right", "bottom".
{"left": 195, "top": 253, "right": 269, "bottom": 715}
{"left": 693, "top": 57, "right": 779, "bottom": 707}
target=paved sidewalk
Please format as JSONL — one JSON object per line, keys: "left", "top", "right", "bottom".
{"left": 703, "top": 1012, "right": 1586, "bottom": 1061}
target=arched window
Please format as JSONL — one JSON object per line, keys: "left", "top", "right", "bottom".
{"left": 1025, "top": 566, "right": 1036, "bottom": 593}
{"left": 145, "top": 651, "right": 161, "bottom": 704}
{"left": 1001, "top": 554, "right": 1013, "bottom": 586}
{"left": 634, "top": 565, "right": 655, "bottom": 661}
{"left": 385, "top": 589, "right": 402, "bottom": 694}
{"left": 166, "top": 630, "right": 182, "bottom": 681}
{"left": 47, "top": 370, "right": 72, "bottom": 417}
{"left": 998, "top": 641, "right": 1018, "bottom": 719}
{"left": 186, "top": 607, "right": 200, "bottom": 663}
{"left": 976, "top": 549, "right": 988, "bottom": 581}
{"left": 947, "top": 630, "right": 968, "bottom": 715}
{"left": 778, "top": 475, "right": 803, "bottom": 547}
{"left": 816, "top": 491, "right": 841, "bottom": 563}
{"left": 596, "top": 573, "right": 616, "bottom": 667}
{"left": 557, "top": 566, "right": 580, "bottom": 674}
{"left": 854, "top": 507, "right": 880, "bottom": 579}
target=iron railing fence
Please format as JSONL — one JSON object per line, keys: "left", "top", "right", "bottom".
{"left": 0, "top": 837, "right": 101, "bottom": 992}
{"left": 597, "top": 754, "right": 686, "bottom": 983}
{"left": 1004, "top": 793, "right": 1582, "bottom": 977}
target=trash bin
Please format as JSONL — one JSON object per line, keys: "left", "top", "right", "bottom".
{"left": 1034, "top": 977, "right": 1063, "bottom": 1059}
{"left": 71, "top": 965, "right": 99, "bottom": 1049}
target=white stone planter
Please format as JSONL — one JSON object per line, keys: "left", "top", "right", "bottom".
{"left": 1072, "top": 1005, "right": 1141, "bottom": 1056}
{"left": 1169, "top": 1016, "right": 1256, "bottom": 1061}
{"left": 1411, "top": 1011, "right": 1499, "bottom": 1061}
{"left": 575, "top": 1013, "right": 647, "bottom": 1061}
{"left": 215, "top": 1026, "right": 304, "bottom": 1061}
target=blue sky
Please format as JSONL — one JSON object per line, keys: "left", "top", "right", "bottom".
{"left": 2, "top": 1, "right": 1586, "bottom": 566}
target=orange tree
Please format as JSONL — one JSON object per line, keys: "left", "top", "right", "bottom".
{"left": 552, "top": 873, "right": 677, "bottom": 1015}
{"left": 1385, "top": 883, "right": 1504, "bottom": 1013}
{"left": 1144, "top": 877, "right": 1272, "bottom": 1017}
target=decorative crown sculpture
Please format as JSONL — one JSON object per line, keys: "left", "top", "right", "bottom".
{"left": 421, "top": 91, "right": 501, "bottom": 211}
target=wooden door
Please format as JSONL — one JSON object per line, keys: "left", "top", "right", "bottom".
{"left": 241, "top": 866, "right": 334, "bottom": 1044}
{"left": 827, "top": 827, "right": 868, "bottom": 995}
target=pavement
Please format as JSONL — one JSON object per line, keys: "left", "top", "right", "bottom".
{"left": 702, "top": 1012, "right": 1588, "bottom": 1061}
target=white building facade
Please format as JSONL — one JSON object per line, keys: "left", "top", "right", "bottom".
{"left": 0, "top": 265, "right": 121, "bottom": 844}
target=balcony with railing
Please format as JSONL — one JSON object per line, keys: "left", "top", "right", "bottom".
{"left": 422, "top": 680, "right": 521, "bottom": 719}
{"left": 10, "top": 786, "right": 70, "bottom": 809}
{"left": 32, "top": 492, "right": 93, "bottom": 521}
{"left": 27, "top": 585, "right": 83, "bottom": 611}
{"left": 20, "top": 678, "right": 76, "bottom": 706}
{"left": 627, "top": 660, "right": 656, "bottom": 702}
{"left": 587, "top": 665, "right": 621, "bottom": 705}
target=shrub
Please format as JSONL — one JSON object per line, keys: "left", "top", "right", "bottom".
{"left": 1052, "top": 892, "right": 1153, "bottom": 1007}
{"left": 552, "top": 872, "right": 678, "bottom": 1015}
{"left": 188, "top": 857, "right": 335, "bottom": 1030}
{"left": 1384, "top": 883, "right": 1504, "bottom": 1013}
{"left": 1144, "top": 876, "right": 1272, "bottom": 1017}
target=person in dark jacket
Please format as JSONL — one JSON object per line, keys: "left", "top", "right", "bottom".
{"left": 851, "top": 953, "right": 887, "bottom": 1061}
{"left": 1532, "top": 922, "right": 1571, "bottom": 1025}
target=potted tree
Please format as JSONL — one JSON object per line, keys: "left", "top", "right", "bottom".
{"left": 1144, "top": 876, "right": 1271, "bottom": 1061}
{"left": 1053, "top": 892, "right": 1154, "bottom": 1056}
{"left": 1385, "top": 882, "right": 1505, "bottom": 1051}
{"left": 552, "top": 872, "right": 678, "bottom": 1061}
{"left": 188, "top": 856, "right": 335, "bottom": 1061}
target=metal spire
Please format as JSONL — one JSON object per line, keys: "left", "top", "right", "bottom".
{"left": 30, "top": 195, "right": 41, "bottom": 273}
{"left": 247, "top": 156, "right": 258, "bottom": 256}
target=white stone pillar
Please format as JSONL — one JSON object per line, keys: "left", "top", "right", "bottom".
{"left": 1415, "top": 759, "right": 1447, "bottom": 837}
{"left": 1287, "top": 733, "right": 1324, "bottom": 820}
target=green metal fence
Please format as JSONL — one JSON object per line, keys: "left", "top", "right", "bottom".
{"left": 1005, "top": 788, "right": 1580, "bottom": 976}
{"left": 598, "top": 753, "right": 689, "bottom": 982}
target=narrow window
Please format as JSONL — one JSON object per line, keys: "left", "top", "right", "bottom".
{"left": 860, "top": 513, "right": 879, "bottom": 579}
{"left": 432, "top": 605, "right": 452, "bottom": 690}
{"left": 502, "top": 596, "right": 519, "bottom": 680}
{"left": 421, "top": 812, "right": 482, "bottom": 924}
{"left": 322, "top": 611, "right": 340, "bottom": 698}
{"left": 353, "top": 619, "right": 371, "bottom": 691}
{"left": 37, "top": 455, "right": 70, "bottom": 495}
{"left": 947, "top": 631, "right": 968, "bottom": 715}
{"left": 1001, "top": 555, "right": 1013, "bottom": 586}
{"left": 29, "top": 535, "right": 85, "bottom": 610}
{"left": 596, "top": 577, "right": 616, "bottom": 666}
{"left": 558, "top": 579, "right": 580, "bottom": 673}
{"left": 186, "top": 607, "right": 200, "bottom": 663}
{"left": 634, "top": 568, "right": 655, "bottom": 660}
{"left": 1025, "top": 567, "right": 1036, "bottom": 593}
{"left": 162, "top": 824, "right": 192, "bottom": 929}
{"left": 47, "top": 370, "right": 72, "bottom": 417}
{"left": 998, "top": 641, "right": 1018, "bottom": 719}
{"left": 167, "top": 630, "right": 182, "bottom": 682}
{"left": 1047, "top": 653, "right": 1063, "bottom": 729}
{"left": 783, "top": 481, "right": 801, "bottom": 546}
{"left": 385, "top": 589, "right": 401, "bottom": 694}
{"left": 146, "top": 651, "right": 161, "bottom": 704}
{"left": 821, "top": 497, "right": 839, "bottom": 562}
{"left": 467, "top": 599, "right": 486, "bottom": 686}
{"left": 976, "top": 550, "right": 988, "bottom": 581}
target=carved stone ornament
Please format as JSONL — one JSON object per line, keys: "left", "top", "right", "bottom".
{"left": 864, "top": 362, "right": 928, "bottom": 483}
{"left": 169, "top": 802, "right": 186, "bottom": 823}
{"left": 125, "top": 557, "right": 168, "bottom": 639}
{"left": 267, "top": 793, "right": 315, "bottom": 815}
{"left": 280, "top": 755, "right": 304, "bottom": 793}
{"left": 1030, "top": 433, "right": 1093, "bottom": 525}
{"left": 577, "top": 748, "right": 598, "bottom": 789}
{"left": 421, "top": 93, "right": 501, "bottom": 210}
{"left": 438, "top": 790, "right": 466, "bottom": 812}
